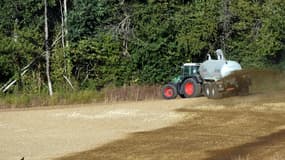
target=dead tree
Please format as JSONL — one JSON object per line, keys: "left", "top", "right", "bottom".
{"left": 116, "top": 15, "right": 131, "bottom": 56}
{"left": 45, "top": 0, "right": 53, "bottom": 96}
{"left": 64, "top": 0, "right": 68, "bottom": 47}
{"left": 1, "top": 34, "right": 62, "bottom": 93}
{"left": 59, "top": 0, "right": 68, "bottom": 53}
{"left": 115, "top": 0, "right": 133, "bottom": 57}
{"left": 59, "top": 0, "right": 74, "bottom": 90}
{"left": 59, "top": 0, "right": 65, "bottom": 50}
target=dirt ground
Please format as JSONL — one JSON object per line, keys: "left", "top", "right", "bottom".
{"left": 0, "top": 100, "right": 187, "bottom": 160}
{"left": 1, "top": 90, "right": 285, "bottom": 160}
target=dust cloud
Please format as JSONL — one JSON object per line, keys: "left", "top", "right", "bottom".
{"left": 244, "top": 69, "right": 285, "bottom": 93}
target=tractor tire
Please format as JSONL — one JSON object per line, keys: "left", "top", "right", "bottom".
{"left": 196, "top": 83, "right": 202, "bottom": 97}
{"left": 203, "top": 83, "right": 211, "bottom": 98}
{"left": 210, "top": 83, "right": 222, "bottom": 99}
{"left": 162, "top": 84, "right": 178, "bottom": 99}
{"left": 181, "top": 78, "right": 200, "bottom": 98}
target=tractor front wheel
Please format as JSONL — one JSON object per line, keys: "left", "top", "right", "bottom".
{"left": 162, "top": 84, "right": 178, "bottom": 99}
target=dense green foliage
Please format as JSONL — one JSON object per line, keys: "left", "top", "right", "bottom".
{"left": 0, "top": 0, "right": 284, "bottom": 94}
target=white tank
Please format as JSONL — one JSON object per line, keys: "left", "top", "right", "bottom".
{"left": 199, "top": 49, "right": 242, "bottom": 81}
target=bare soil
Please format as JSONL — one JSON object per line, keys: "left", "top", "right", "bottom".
{"left": 0, "top": 100, "right": 187, "bottom": 160}
{"left": 1, "top": 90, "right": 285, "bottom": 160}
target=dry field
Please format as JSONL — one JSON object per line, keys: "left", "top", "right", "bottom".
{"left": 0, "top": 99, "right": 187, "bottom": 160}
{"left": 1, "top": 89, "right": 285, "bottom": 160}
{"left": 55, "top": 91, "right": 285, "bottom": 160}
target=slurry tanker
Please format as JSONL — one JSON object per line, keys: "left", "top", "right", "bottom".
{"left": 162, "top": 49, "right": 251, "bottom": 99}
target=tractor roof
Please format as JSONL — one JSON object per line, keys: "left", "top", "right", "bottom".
{"left": 183, "top": 63, "right": 200, "bottom": 66}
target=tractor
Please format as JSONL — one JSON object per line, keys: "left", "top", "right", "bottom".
{"left": 162, "top": 49, "right": 251, "bottom": 99}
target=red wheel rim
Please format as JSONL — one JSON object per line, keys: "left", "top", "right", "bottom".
{"left": 185, "top": 82, "right": 194, "bottom": 96}
{"left": 164, "top": 87, "right": 173, "bottom": 97}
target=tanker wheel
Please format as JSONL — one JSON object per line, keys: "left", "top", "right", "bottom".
{"left": 203, "top": 84, "right": 211, "bottom": 98}
{"left": 182, "top": 78, "right": 200, "bottom": 98}
{"left": 239, "top": 85, "right": 249, "bottom": 96}
{"left": 162, "top": 84, "right": 178, "bottom": 99}
{"left": 210, "top": 84, "right": 222, "bottom": 99}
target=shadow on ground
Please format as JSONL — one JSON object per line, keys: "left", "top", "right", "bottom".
{"left": 204, "top": 129, "right": 285, "bottom": 160}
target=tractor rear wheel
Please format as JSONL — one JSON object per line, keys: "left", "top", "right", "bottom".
{"left": 181, "top": 78, "right": 200, "bottom": 98}
{"left": 162, "top": 84, "right": 178, "bottom": 99}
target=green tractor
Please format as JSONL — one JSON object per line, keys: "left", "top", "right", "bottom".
{"left": 162, "top": 49, "right": 251, "bottom": 99}
{"left": 162, "top": 63, "right": 202, "bottom": 99}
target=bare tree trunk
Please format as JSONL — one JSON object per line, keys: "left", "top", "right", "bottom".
{"left": 64, "top": 0, "right": 68, "bottom": 47}
{"left": 59, "top": 0, "right": 65, "bottom": 50}
{"left": 59, "top": 0, "right": 67, "bottom": 75}
{"left": 60, "top": 0, "right": 73, "bottom": 90}
{"left": 45, "top": 0, "right": 53, "bottom": 96}
{"left": 14, "top": 18, "right": 22, "bottom": 92}
{"left": 63, "top": 0, "right": 71, "bottom": 78}
{"left": 60, "top": 0, "right": 68, "bottom": 73}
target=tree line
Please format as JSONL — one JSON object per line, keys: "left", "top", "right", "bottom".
{"left": 0, "top": 0, "right": 284, "bottom": 95}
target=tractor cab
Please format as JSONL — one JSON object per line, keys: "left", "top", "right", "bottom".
{"left": 182, "top": 63, "right": 200, "bottom": 76}
{"left": 171, "top": 63, "right": 200, "bottom": 84}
